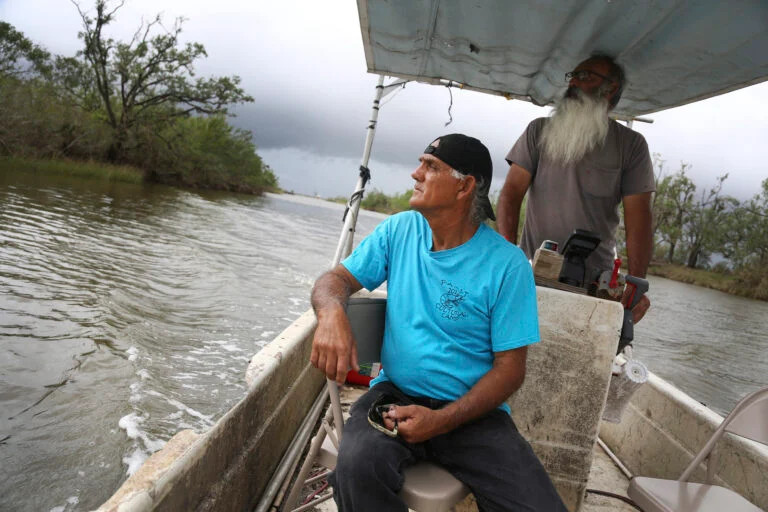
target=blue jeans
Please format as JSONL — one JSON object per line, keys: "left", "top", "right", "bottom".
{"left": 330, "top": 382, "right": 567, "bottom": 512}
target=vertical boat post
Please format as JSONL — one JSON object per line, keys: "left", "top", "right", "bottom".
{"left": 328, "top": 72, "right": 408, "bottom": 439}
{"left": 275, "top": 75, "right": 408, "bottom": 512}
{"left": 328, "top": 73, "right": 386, "bottom": 438}
{"left": 332, "top": 74, "right": 385, "bottom": 266}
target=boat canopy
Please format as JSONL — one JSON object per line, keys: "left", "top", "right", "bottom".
{"left": 357, "top": 0, "right": 768, "bottom": 118}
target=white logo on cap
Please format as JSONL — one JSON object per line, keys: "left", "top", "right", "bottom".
{"left": 430, "top": 139, "right": 440, "bottom": 148}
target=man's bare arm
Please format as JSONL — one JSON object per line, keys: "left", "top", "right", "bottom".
{"left": 622, "top": 192, "right": 653, "bottom": 323}
{"left": 623, "top": 192, "right": 653, "bottom": 277}
{"left": 497, "top": 164, "right": 532, "bottom": 244}
{"left": 387, "top": 347, "right": 527, "bottom": 443}
{"left": 310, "top": 264, "right": 364, "bottom": 384}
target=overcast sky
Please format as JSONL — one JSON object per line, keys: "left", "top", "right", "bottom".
{"left": 2, "top": 0, "right": 766, "bottom": 199}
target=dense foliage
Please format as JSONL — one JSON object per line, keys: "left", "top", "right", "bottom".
{"left": 0, "top": 3, "right": 277, "bottom": 194}
{"left": 618, "top": 154, "right": 768, "bottom": 300}
{"left": 360, "top": 188, "right": 413, "bottom": 214}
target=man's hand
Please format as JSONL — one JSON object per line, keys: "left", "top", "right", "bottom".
{"left": 310, "top": 265, "right": 363, "bottom": 384}
{"left": 384, "top": 405, "right": 448, "bottom": 443}
{"left": 310, "top": 304, "right": 359, "bottom": 384}
{"left": 382, "top": 347, "right": 528, "bottom": 443}
{"left": 622, "top": 288, "right": 651, "bottom": 324}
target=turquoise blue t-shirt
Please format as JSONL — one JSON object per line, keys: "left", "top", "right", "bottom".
{"left": 342, "top": 211, "right": 539, "bottom": 410}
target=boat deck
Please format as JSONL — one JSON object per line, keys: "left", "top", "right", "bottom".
{"left": 303, "top": 386, "right": 637, "bottom": 512}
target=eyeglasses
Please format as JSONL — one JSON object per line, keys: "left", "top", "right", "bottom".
{"left": 368, "top": 403, "right": 398, "bottom": 437}
{"left": 367, "top": 393, "right": 405, "bottom": 437}
{"left": 565, "top": 70, "right": 615, "bottom": 84}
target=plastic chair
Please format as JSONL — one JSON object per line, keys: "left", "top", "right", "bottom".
{"left": 628, "top": 385, "right": 768, "bottom": 512}
{"left": 317, "top": 297, "right": 470, "bottom": 512}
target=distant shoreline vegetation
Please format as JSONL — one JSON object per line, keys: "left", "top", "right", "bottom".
{"left": 328, "top": 188, "right": 414, "bottom": 215}
{"left": 647, "top": 263, "right": 767, "bottom": 302}
{"left": 0, "top": 5, "right": 278, "bottom": 195}
{"left": 0, "top": 156, "right": 144, "bottom": 185}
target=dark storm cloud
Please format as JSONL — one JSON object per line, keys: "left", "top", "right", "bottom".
{"left": 230, "top": 87, "right": 477, "bottom": 170}
{"left": 232, "top": 102, "right": 368, "bottom": 161}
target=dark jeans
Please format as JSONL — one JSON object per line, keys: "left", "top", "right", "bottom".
{"left": 329, "top": 382, "right": 567, "bottom": 512}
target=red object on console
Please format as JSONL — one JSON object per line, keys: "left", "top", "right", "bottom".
{"left": 345, "top": 369, "right": 373, "bottom": 386}
{"left": 609, "top": 258, "right": 622, "bottom": 289}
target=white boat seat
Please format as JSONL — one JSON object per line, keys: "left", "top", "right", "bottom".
{"left": 400, "top": 462, "right": 470, "bottom": 512}
{"left": 629, "top": 477, "right": 763, "bottom": 512}
{"left": 627, "top": 385, "right": 768, "bottom": 512}
{"left": 319, "top": 435, "right": 470, "bottom": 512}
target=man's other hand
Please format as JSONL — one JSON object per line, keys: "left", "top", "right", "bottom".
{"left": 622, "top": 289, "right": 651, "bottom": 324}
{"left": 386, "top": 405, "right": 448, "bottom": 443}
{"left": 310, "top": 305, "right": 359, "bottom": 384}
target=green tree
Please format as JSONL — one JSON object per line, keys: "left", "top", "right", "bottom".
{"left": 723, "top": 179, "right": 768, "bottom": 268}
{"left": 360, "top": 188, "right": 413, "bottom": 214}
{"left": 126, "top": 114, "right": 277, "bottom": 193}
{"left": 681, "top": 174, "right": 737, "bottom": 268}
{"left": 0, "top": 21, "right": 51, "bottom": 77}
{"left": 652, "top": 163, "right": 696, "bottom": 263}
{"left": 67, "top": 0, "right": 253, "bottom": 162}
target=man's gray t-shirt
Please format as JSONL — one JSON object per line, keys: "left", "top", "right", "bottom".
{"left": 506, "top": 117, "right": 655, "bottom": 273}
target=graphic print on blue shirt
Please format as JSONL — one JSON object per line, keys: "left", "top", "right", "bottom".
{"left": 342, "top": 211, "right": 540, "bottom": 409}
{"left": 437, "top": 280, "right": 468, "bottom": 321}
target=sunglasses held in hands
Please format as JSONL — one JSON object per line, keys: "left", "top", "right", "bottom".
{"left": 367, "top": 393, "right": 406, "bottom": 437}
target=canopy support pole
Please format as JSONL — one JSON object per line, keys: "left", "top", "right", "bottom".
{"left": 331, "top": 74, "right": 387, "bottom": 266}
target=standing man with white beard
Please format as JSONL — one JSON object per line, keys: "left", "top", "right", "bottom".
{"left": 498, "top": 54, "right": 653, "bottom": 324}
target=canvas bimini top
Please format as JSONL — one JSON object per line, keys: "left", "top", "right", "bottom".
{"left": 357, "top": 0, "right": 768, "bottom": 118}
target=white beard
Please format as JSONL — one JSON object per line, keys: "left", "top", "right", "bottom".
{"left": 540, "top": 90, "right": 610, "bottom": 165}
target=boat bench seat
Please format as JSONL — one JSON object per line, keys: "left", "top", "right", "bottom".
{"left": 627, "top": 385, "right": 768, "bottom": 512}
{"left": 319, "top": 430, "right": 470, "bottom": 512}
{"left": 628, "top": 477, "right": 763, "bottom": 512}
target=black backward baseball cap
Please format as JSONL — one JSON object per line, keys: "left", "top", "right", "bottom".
{"left": 423, "top": 133, "right": 495, "bottom": 221}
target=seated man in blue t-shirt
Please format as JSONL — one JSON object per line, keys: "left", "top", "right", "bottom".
{"left": 310, "top": 134, "right": 566, "bottom": 512}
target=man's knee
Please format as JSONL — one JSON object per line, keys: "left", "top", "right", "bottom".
{"left": 335, "top": 411, "right": 413, "bottom": 493}
{"left": 336, "top": 423, "right": 401, "bottom": 479}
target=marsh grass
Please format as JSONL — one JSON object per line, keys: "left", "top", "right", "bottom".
{"left": 649, "top": 263, "right": 738, "bottom": 294}
{"left": 0, "top": 156, "right": 144, "bottom": 184}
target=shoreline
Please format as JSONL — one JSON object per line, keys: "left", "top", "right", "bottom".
{"left": 0, "top": 155, "right": 144, "bottom": 184}
{"left": 646, "top": 262, "right": 765, "bottom": 301}
{"left": 0, "top": 155, "right": 279, "bottom": 195}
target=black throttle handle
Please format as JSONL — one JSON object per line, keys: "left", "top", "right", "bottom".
{"left": 618, "top": 275, "right": 649, "bottom": 353}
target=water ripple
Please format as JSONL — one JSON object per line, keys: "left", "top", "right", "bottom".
{"left": 0, "top": 173, "right": 382, "bottom": 511}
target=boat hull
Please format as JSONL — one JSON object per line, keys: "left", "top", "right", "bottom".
{"left": 601, "top": 371, "right": 768, "bottom": 509}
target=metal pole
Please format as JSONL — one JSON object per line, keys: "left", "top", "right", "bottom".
{"left": 596, "top": 436, "right": 633, "bottom": 479}
{"left": 328, "top": 380, "right": 344, "bottom": 442}
{"left": 282, "top": 406, "right": 335, "bottom": 510}
{"left": 344, "top": 207, "right": 359, "bottom": 256}
{"left": 331, "top": 74, "right": 386, "bottom": 266}
{"left": 324, "top": 72, "right": 388, "bottom": 473}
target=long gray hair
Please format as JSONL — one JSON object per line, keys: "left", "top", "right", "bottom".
{"left": 451, "top": 169, "right": 488, "bottom": 224}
